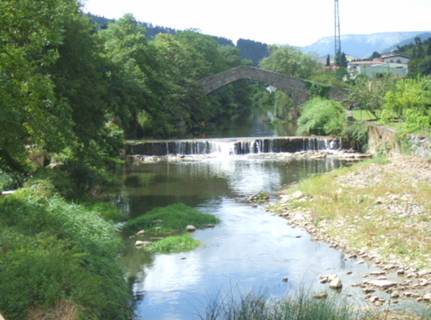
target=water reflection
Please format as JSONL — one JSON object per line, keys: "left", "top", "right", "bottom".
{"left": 119, "top": 159, "right": 372, "bottom": 320}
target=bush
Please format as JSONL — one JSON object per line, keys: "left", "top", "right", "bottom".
{"left": 381, "top": 77, "right": 431, "bottom": 134}
{"left": 0, "top": 183, "right": 131, "bottom": 319}
{"left": 297, "top": 98, "right": 346, "bottom": 136}
{"left": 124, "top": 203, "right": 219, "bottom": 235}
{"left": 341, "top": 122, "right": 368, "bottom": 152}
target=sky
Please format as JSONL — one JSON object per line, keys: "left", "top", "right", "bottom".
{"left": 81, "top": 0, "right": 431, "bottom": 46}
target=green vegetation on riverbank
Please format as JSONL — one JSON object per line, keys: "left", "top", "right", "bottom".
{"left": 203, "top": 293, "right": 357, "bottom": 320}
{"left": 0, "top": 181, "right": 131, "bottom": 319}
{"left": 148, "top": 234, "right": 200, "bottom": 253}
{"left": 125, "top": 203, "right": 219, "bottom": 235}
{"left": 275, "top": 155, "right": 431, "bottom": 269}
{"left": 126, "top": 203, "right": 218, "bottom": 254}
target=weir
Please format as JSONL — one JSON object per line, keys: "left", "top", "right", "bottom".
{"left": 126, "top": 136, "right": 342, "bottom": 157}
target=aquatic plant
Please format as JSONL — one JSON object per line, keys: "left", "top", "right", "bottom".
{"left": 202, "top": 292, "right": 356, "bottom": 320}
{"left": 124, "top": 203, "right": 219, "bottom": 235}
{"left": 147, "top": 234, "right": 200, "bottom": 253}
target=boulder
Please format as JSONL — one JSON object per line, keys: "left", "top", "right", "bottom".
{"left": 186, "top": 225, "right": 197, "bottom": 232}
{"left": 313, "top": 292, "right": 328, "bottom": 299}
{"left": 291, "top": 191, "right": 304, "bottom": 200}
{"left": 424, "top": 293, "right": 431, "bottom": 302}
{"left": 365, "top": 280, "right": 397, "bottom": 290}
{"left": 135, "top": 240, "right": 151, "bottom": 248}
{"left": 136, "top": 229, "right": 145, "bottom": 236}
{"left": 329, "top": 277, "right": 343, "bottom": 290}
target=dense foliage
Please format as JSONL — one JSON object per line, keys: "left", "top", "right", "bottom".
{"left": 381, "top": 77, "right": 431, "bottom": 134}
{"left": 0, "top": 181, "right": 130, "bottom": 319}
{"left": 297, "top": 98, "right": 346, "bottom": 136}
{"left": 396, "top": 36, "right": 431, "bottom": 76}
{"left": 348, "top": 75, "right": 395, "bottom": 118}
{"left": 257, "top": 46, "right": 326, "bottom": 124}
{"left": 0, "top": 1, "right": 253, "bottom": 184}
{"left": 261, "top": 46, "right": 322, "bottom": 79}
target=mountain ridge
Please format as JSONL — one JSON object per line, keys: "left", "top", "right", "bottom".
{"left": 302, "top": 31, "right": 430, "bottom": 58}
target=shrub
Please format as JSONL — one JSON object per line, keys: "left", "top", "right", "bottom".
{"left": 0, "top": 183, "right": 131, "bottom": 319}
{"left": 297, "top": 98, "right": 346, "bottom": 136}
{"left": 381, "top": 77, "right": 431, "bottom": 134}
{"left": 124, "top": 203, "right": 219, "bottom": 235}
{"left": 341, "top": 122, "right": 368, "bottom": 152}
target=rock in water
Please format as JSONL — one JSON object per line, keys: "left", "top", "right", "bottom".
{"left": 329, "top": 277, "right": 343, "bottom": 290}
{"left": 313, "top": 292, "right": 328, "bottom": 299}
{"left": 424, "top": 293, "right": 431, "bottom": 302}
{"left": 136, "top": 229, "right": 145, "bottom": 236}
{"left": 135, "top": 240, "right": 151, "bottom": 248}
{"left": 186, "top": 225, "right": 196, "bottom": 232}
{"left": 282, "top": 276, "right": 289, "bottom": 283}
{"left": 365, "top": 280, "right": 397, "bottom": 289}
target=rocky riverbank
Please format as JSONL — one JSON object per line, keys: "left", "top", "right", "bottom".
{"left": 268, "top": 155, "right": 431, "bottom": 315}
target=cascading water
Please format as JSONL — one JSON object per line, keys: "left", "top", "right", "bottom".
{"left": 127, "top": 136, "right": 343, "bottom": 157}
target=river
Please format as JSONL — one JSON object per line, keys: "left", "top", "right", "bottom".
{"left": 118, "top": 155, "right": 383, "bottom": 319}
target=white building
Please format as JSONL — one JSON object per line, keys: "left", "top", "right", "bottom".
{"left": 380, "top": 54, "right": 410, "bottom": 65}
{"left": 348, "top": 55, "right": 409, "bottom": 78}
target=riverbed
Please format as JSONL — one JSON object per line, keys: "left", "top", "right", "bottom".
{"left": 118, "top": 158, "right": 380, "bottom": 320}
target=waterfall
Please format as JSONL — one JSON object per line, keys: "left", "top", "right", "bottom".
{"left": 127, "top": 136, "right": 343, "bottom": 157}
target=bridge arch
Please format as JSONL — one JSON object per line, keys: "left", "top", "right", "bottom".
{"left": 199, "top": 66, "right": 345, "bottom": 104}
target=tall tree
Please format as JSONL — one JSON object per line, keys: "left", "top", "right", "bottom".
{"left": 0, "top": 0, "right": 76, "bottom": 175}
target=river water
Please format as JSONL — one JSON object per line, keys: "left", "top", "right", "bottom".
{"left": 118, "top": 157, "right": 381, "bottom": 320}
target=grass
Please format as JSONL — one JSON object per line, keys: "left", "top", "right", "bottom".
{"left": 79, "top": 201, "right": 126, "bottom": 222}
{"left": 0, "top": 181, "right": 131, "bottom": 320}
{"left": 147, "top": 234, "right": 200, "bottom": 253}
{"left": 276, "top": 156, "right": 431, "bottom": 269}
{"left": 202, "top": 292, "right": 357, "bottom": 320}
{"left": 124, "top": 203, "right": 219, "bottom": 236}
{"left": 351, "top": 110, "right": 377, "bottom": 122}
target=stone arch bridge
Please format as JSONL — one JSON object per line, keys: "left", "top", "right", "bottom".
{"left": 199, "top": 66, "right": 346, "bottom": 104}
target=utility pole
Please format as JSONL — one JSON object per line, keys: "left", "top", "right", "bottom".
{"left": 334, "top": 0, "right": 341, "bottom": 60}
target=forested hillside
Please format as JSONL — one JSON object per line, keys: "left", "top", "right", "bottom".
{"left": 236, "top": 38, "right": 269, "bottom": 64}
{"left": 395, "top": 37, "right": 431, "bottom": 76}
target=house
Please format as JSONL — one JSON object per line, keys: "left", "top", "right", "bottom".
{"left": 380, "top": 53, "right": 410, "bottom": 65}
{"left": 348, "top": 55, "right": 409, "bottom": 78}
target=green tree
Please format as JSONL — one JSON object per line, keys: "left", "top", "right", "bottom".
{"left": 297, "top": 98, "right": 346, "bottom": 136}
{"left": 381, "top": 77, "right": 431, "bottom": 133}
{"left": 348, "top": 75, "right": 395, "bottom": 119}
{"left": 0, "top": 0, "right": 76, "bottom": 176}
{"left": 260, "top": 46, "right": 322, "bottom": 79}
{"left": 99, "top": 14, "right": 164, "bottom": 137}
{"left": 335, "top": 51, "right": 347, "bottom": 68}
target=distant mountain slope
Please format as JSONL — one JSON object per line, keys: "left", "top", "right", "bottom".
{"left": 384, "top": 32, "right": 431, "bottom": 53}
{"left": 302, "top": 31, "right": 430, "bottom": 58}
